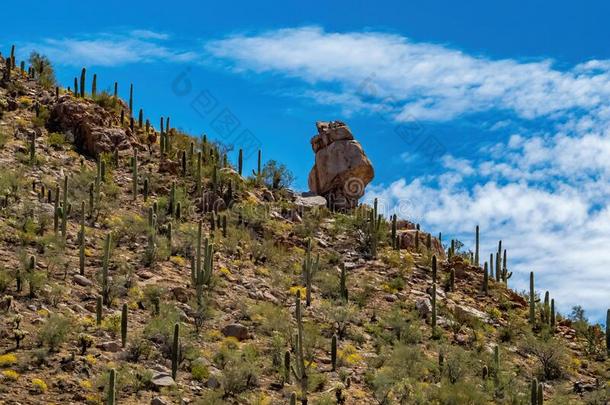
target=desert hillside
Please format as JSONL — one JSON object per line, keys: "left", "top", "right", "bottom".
{"left": 0, "top": 48, "right": 609, "bottom": 405}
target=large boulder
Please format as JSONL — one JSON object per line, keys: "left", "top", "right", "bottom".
{"left": 308, "top": 121, "right": 374, "bottom": 210}
{"left": 48, "top": 95, "right": 138, "bottom": 157}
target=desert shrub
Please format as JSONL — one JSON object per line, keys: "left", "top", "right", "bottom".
{"left": 218, "top": 344, "right": 260, "bottom": 396}
{"left": 521, "top": 333, "right": 568, "bottom": 380}
{"left": 0, "top": 266, "right": 13, "bottom": 293}
{"left": 191, "top": 358, "right": 210, "bottom": 381}
{"left": 38, "top": 314, "right": 72, "bottom": 351}
{"left": 47, "top": 132, "right": 66, "bottom": 148}
{"left": 262, "top": 160, "right": 294, "bottom": 190}
{"left": 143, "top": 304, "right": 182, "bottom": 345}
{"left": 321, "top": 301, "right": 358, "bottom": 340}
{"left": 249, "top": 302, "right": 291, "bottom": 338}
{"left": 29, "top": 52, "right": 56, "bottom": 89}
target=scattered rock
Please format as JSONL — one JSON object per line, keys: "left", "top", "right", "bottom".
{"left": 221, "top": 323, "right": 249, "bottom": 341}
{"left": 416, "top": 297, "right": 432, "bottom": 319}
{"left": 97, "top": 341, "right": 122, "bottom": 352}
{"left": 73, "top": 274, "right": 93, "bottom": 287}
{"left": 151, "top": 372, "right": 176, "bottom": 388}
{"left": 151, "top": 397, "right": 169, "bottom": 405}
{"left": 308, "top": 121, "right": 374, "bottom": 209}
{"left": 294, "top": 193, "right": 327, "bottom": 209}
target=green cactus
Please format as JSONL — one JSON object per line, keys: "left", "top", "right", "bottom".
{"left": 292, "top": 291, "right": 308, "bottom": 402}
{"left": 60, "top": 176, "right": 68, "bottom": 239}
{"left": 29, "top": 131, "right": 35, "bottom": 163}
{"left": 493, "top": 345, "right": 500, "bottom": 384}
{"left": 196, "top": 151, "right": 202, "bottom": 193}
{"left": 391, "top": 214, "right": 397, "bottom": 250}
{"left": 290, "top": 392, "right": 296, "bottom": 405}
{"left": 426, "top": 233, "right": 431, "bottom": 250}
{"left": 340, "top": 263, "right": 348, "bottom": 302}
{"left": 169, "top": 182, "right": 176, "bottom": 216}
{"left": 129, "top": 83, "right": 133, "bottom": 116}
{"left": 79, "top": 201, "right": 85, "bottom": 275}
{"left": 101, "top": 233, "right": 112, "bottom": 306}
{"left": 138, "top": 109, "right": 143, "bottom": 128}
{"left": 474, "top": 225, "right": 480, "bottom": 267}
{"left": 284, "top": 350, "right": 291, "bottom": 384}
{"left": 96, "top": 295, "right": 103, "bottom": 325}
{"left": 132, "top": 150, "right": 138, "bottom": 200}
{"left": 449, "top": 268, "right": 455, "bottom": 292}
{"left": 543, "top": 291, "right": 550, "bottom": 324}
{"left": 113, "top": 82, "right": 118, "bottom": 101}
{"left": 92, "top": 73, "right": 97, "bottom": 98}
{"left": 606, "top": 309, "right": 610, "bottom": 356}
{"left": 482, "top": 262, "right": 488, "bottom": 295}
{"left": 121, "top": 303, "right": 128, "bottom": 347}
{"left": 489, "top": 253, "right": 494, "bottom": 279}
{"left": 143, "top": 177, "right": 149, "bottom": 202}
{"left": 529, "top": 271, "right": 535, "bottom": 326}
{"left": 221, "top": 215, "right": 227, "bottom": 238}
{"left": 495, "top": 252, "right": 501, "bottom": 282}
{"left": 550, "top": 299, "right": 556, "bottom": 329}
{"left": 331, "top": 334, "right": 337, "bottom": 371}
{"left": 431, "top": 255, "right": 437, "bottom": 284}
{"left": 238, "top": 148, "right": 243, "bottom": 176}
{"left": 367, "top": 198, "right": 381, "bottom": 258}
{"left": 80, "top": 68, "right": 86, "bottom": 98}
{"left": 195, "top": 221, "right": 214, "bottom": 306}
{"left": 431, "top": 283, "right": 437, "bottom": 337}
{"left": 172, "top": 322, "right": 180, "bottom": 380}
{"left": 531, "top": 378, "right": 538, "bottom": 405}
{"left": 27, "top": 255, "right": 37, "bottom": 298}
{"left": 302, "top": 239, "right": 319, "bottom": 307}
{"left": 108, "top": 368, "right": 116, "bottom": 405}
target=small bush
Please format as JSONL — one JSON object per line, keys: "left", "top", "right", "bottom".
{"left": 0, "top": 353, "right": 17, "bottom": 367}
{"left": 2, "top": 370, "right": 19, "bottom": 381}
{"left": 31, "top": 378, "right": 48, "bottom": 394}
{"left": 38, "top": 314, "right": 72, "bottom": 351}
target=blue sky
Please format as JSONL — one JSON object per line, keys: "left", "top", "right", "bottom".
{"left": 3, "top": 0, "right": 610, "bottom": 321}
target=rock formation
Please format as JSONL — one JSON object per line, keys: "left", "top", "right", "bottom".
{"left": 308, "top": 121, "right": 374, "bottom": 209}
{"left": 48, "top": 95, "right": 138, "bottom": 157}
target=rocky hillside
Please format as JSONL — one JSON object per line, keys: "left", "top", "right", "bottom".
{"left": 0, "top": 48, "right": 608, "bottom": 405}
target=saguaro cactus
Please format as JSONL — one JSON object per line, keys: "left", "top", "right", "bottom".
{"left": 129, "top": 83, "right": 133, "bottom": 115}
{"left": 530, "top": 378, "right": 538, "bottom": 405}
{"left": 432, "top": 255, "right": 437, "bottom": 284}
{"left": 238, "top": 148, "right": 243, "bottom": 176}
{"left": 132, "top": 150, "right": 138, "bottom": 200}
{"left": 172, "top": 323, "right": 180, "bottom": 379}
{"left": 101, "top": 233, "right": 112, "bottom": 306}
{"left": 92, "top": 74, "right": 97, "bottom": 98}
{"left": 60, "top": 176, "right": 69, "bottom": 239}
{"left": 79, "top": 201, "right": 86, "bottom": 275}
{"left": 121, "top": 303, "right": 128, "bottom": 347}
{"left": 331, "top": 334, "right": 337, "bottom": 371}
{"left": 474, "top": 225, "right": 480, "bottom": 267}
{"left": 431, "top": 283, "right": 437, "bottom": 336}
{"left": 339, "top": 263, "right": 348, "bottom": 302}
{"left": 482, "top": 262, "right": 489, "bottom": 295}
{"left": 302, "top": 239, "right": 319, "bottom": 307}
{"left": 80, "top": 68, "right": 86, "bottom": 98}
{"left": 529, "top": 272, "right": 535, "bottom": 326}
{"left": 292, "top": 291, "right": 308, "bottom": 402}
{"left": 96, "top": 295, "right": 103, "bottom": 325}
{"left": 108, "top": 368, "right": 116, "bottom": 405}
{"left": 606, "top": 309, "right": 610, "bottom": 356}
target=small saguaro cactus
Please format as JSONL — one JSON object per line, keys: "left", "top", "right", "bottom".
{"left": 129, "top": 83, "right": 133, "bottom": 115}
{"left": 73, "top": 77, "right": 78, "bottom": 96}
{"left": 196, "top": 151, "right": 202, "bottom": 193}
{"left": 284, "top": 350, "right": 291, "bottom": 384}
{"left": 449, "top": 268, "right": 455, "bottom": 292}
{"left": 530, "top": 378, "right": 538, "bottom": 405}
{"left": 482, "top": 262, "right": 489, "bottom": 295}
{"left": 606, "top": 309, "right": 610, "bottom": 356}
{"left": 108, "top": 368, "right": 116, "bottom": 405}
{"left": 432, "top": 255, "right": 437, "bottom": 284}
{"left": 138, "top": 109, "right": 143, "bottom": 128}
{"left": 171, "top": 322, "right": 180, "bottom": 380}
{"left": 132, "top": 150, "right": 138, "bottom": 200}
{"left": 79, "top": 201, "right": 86, "bottom": 275}
{"left": 113, "top": 81, "right": 118, "bottom": 100}
{"left": 391, "top": 214, "right": 398, "bottom": 250}
{"left": 489, "top": 253, "right": 494, "bottom": 279}
{"left": 101, "top": 233, "right": 112, "bottom": 306}
{"left": 331, "top": 334, "right": 337, "bottom": 371}
{"left": 550, "top": 299, "right": 556, "bottom": 329}
{"left": 474, "top": 225, "right": 480, "bottom": 267}
{"left": 29, "top": 131, "right": 36, "bottom": 163}
{"left": 121, "top": 303, "right": 128, "bottom": 347}
{"left": 302, "top": 239, "right": 320, "bottom": 307}
{"left": 339, "top": 263, "right": 348, "bottom": 302}
{"left": 238, "top": 148, "right": 243, "bottom": 176}
{"left": 91, "top": 73, "right": 97, "bottom": 98}
{"left": 80, "top": 67, "right": 86, "bottom": 98}
{"left": 143, "top": 177, "right": 149, "bottom": 202}
{"left": 292, "top": 291, "right": 308, "bottom": 402}
{"left": 368, "top": 198, "right": 382, "bottom": 258}
{"left": 431, "top": 283, "right": 437, "bottom": 336}
{"left": 96, "top": 295, "right": 103, "bottom": 325}
{"left": 529, "top": 271, "right": 536, "bottom": 326}
{"left": 60, "top": 176, "right": 69, "bottom": 238}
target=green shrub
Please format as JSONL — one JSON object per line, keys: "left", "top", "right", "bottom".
{"left": 38, "top": 314, "right": 72, "bottom": 351}
{"left": 47, "top": 132, "right": 66, "bottom": 148}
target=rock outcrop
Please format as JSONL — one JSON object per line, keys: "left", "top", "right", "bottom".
{"left": 48, "top": 95, "right": 137, "bottom": 157}
{"left": 308, "top": 121, "right": 374, "bottom": 209}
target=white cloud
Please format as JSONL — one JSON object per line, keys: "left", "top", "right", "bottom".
{"left": 206, "top": 26, "right": 610, "bottom": 123}
{"left": 23, "top": 30, "right": 197, "bottom": 67}
{"left": 205, "top": 26, "right": 610, "bottom": 320}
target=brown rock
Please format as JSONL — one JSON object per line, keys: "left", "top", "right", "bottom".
{"left": 308, "top": 121, "right": 374, "bottom": 209}
{"left": 221, "top": 323, "right": 249, "bottom": 341}
{"left": 398, "top": 230, "right": 445, "bottom": 259}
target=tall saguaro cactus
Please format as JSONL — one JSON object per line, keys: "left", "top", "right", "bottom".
{"left": 79, "top": 201, "right": 86, "bottom": 275}
{"left": 172, "top": 323, "right": 180, "bottom": 380}
{"left": 292, "top": 291, "right": 308, "bottom": 403}
{"left": 474, "top": 225, "right": 480, "bottom": 267}
{"left": 101, "top": 233, "right": 112, "bottom": 306}
{"left": 529, "top": 272, "right": 536, "bottom": 326}
{"left": 80, "top": 68, "right": 86, "bottom": 98}
{"left": 108, "top": 368, "right": 116, "bottom": 405}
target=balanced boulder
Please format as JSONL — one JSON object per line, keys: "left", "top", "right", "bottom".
{"left": 308, "top": 121, "right": 374, "bottom": 209}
